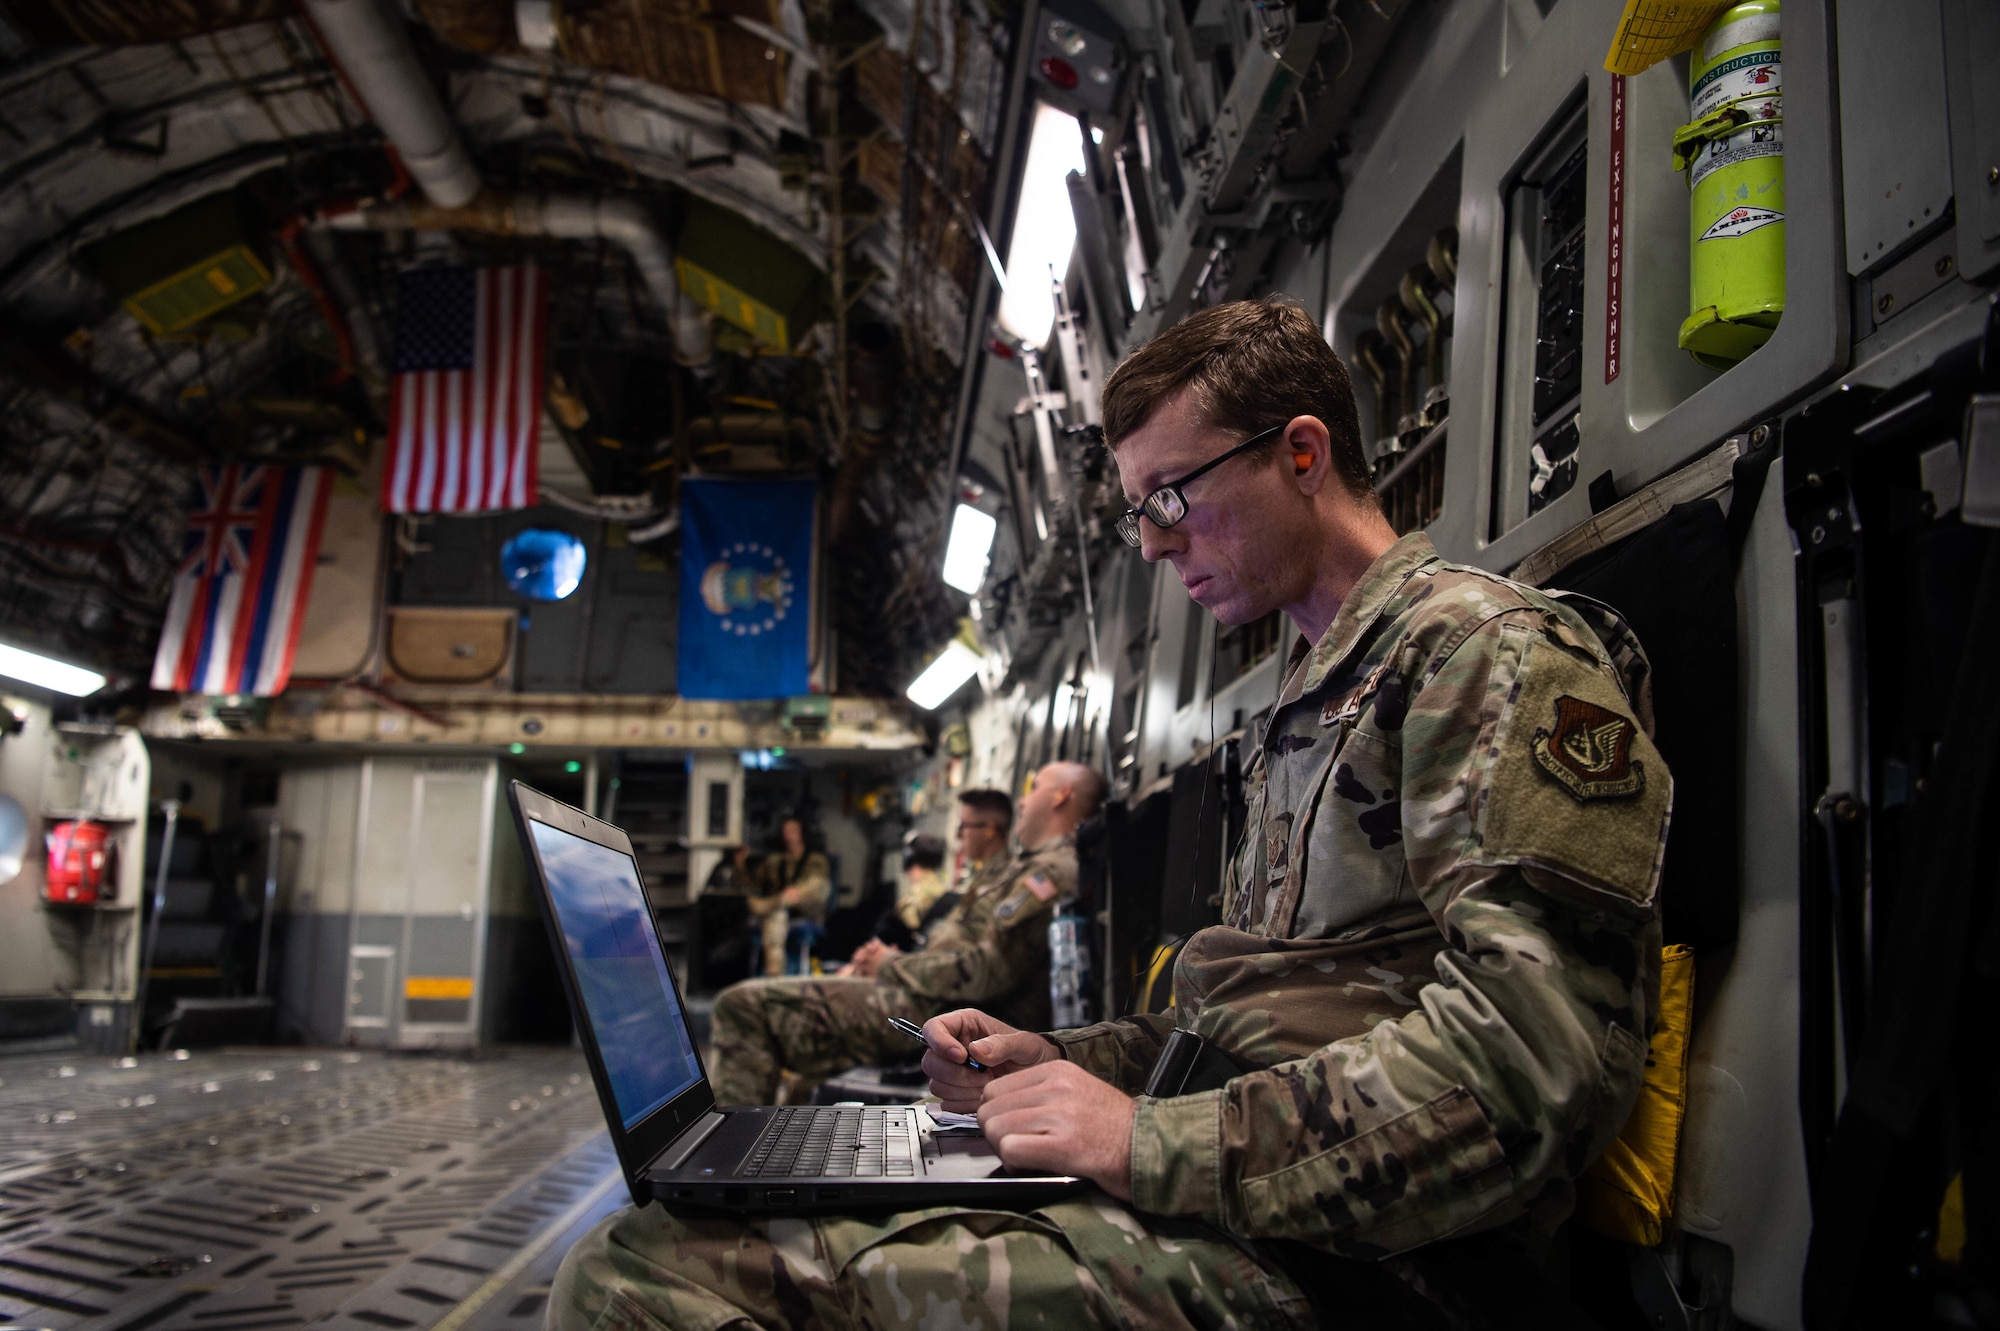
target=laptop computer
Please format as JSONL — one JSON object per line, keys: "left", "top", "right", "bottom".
{"left": 507, "top": 780, "right": 1084, "bottom": 1213}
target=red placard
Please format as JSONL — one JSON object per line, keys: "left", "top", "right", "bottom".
{"left": 1605, "top": 74, "right": 1626, "bottom": 383}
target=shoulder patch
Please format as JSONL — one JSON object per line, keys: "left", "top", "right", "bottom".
{"left": 1474, "top": 630, "right": 1670, "bottom": 907}
{"left": 1531, "top": 695, "right": 1645, "bottom": 800}
{"left": 1023, "top": 872, "right": 1057, "bottom": 902}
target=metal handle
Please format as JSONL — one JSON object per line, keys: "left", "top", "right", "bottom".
{"left": 132, "top": 798, "right": 180, "bottom": 1053}
{"left": 256, "top": 810, "right": 282, "bottom": 997}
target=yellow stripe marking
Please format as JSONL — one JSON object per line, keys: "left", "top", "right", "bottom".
{"left": 404, "top": 976, "right": 475, "bottom": 1000}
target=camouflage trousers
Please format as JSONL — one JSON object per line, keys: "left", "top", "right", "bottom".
{"left": 756, "top": 910, "right": 789, "bottom": 979}
{"left": 709, "top": 977, "right": 925, "bottom": 1105}
{"left": 546, "top": 1193, "right": 1313, "bottom": 1331}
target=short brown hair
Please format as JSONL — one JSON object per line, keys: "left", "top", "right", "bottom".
{"left": 1101, "top": 298, "right": 1372, "bottom": 500}
{"left": 955, "top": 788, "right": 1012, "bottom": 826}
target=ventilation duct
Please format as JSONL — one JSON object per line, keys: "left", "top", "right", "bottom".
{"left": 302, "top": 0, "right": 481, "bottom": 209}
{"left": 302, "top": 0, "right": 713, "bottom": 362}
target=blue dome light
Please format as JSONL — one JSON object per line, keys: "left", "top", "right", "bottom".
{"left": 501, "top": 528, "right": 587, "bottom": 600}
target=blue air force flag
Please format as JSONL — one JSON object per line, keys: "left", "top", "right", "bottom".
{"left": 677, "top": 479, "right": 815, "bottom": 699}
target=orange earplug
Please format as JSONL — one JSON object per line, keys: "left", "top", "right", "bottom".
{"left": 1293, "top": 452, "right": 1314, "bottom": 471}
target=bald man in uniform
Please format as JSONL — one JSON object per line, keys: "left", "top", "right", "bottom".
{"left": 705, "top": 761, "right": 1105, "bottom": 1105}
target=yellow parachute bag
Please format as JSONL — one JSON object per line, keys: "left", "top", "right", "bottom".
{"left": 1603, "top": 2, "right": 1737, "bottom": 74}
{"left": 1578, "top": 944, "right": 1694, "bottom": 1246}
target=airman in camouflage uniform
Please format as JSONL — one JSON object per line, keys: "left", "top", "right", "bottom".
{"left": 744, "top": 817, "right": 832, "bottom": 977}
{"left": 1042, "top": 532, "right": 1666, "bottom": 1259}
{"left": 705, "top": 764, "right": 1101, "bottom": 1105}
{"left": 548, "top": 299, "right": 1667, "bottom": 1330}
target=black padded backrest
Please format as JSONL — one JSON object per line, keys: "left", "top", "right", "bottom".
{"left": 1547, "top": 498, "right": 1741, "bottom": 953}
{"left": 1159, "top": 761, "right": 1225, "bottom": 939}
{"left": 1074, "top": 809, "right": 1110, "bottom": 913}
{"left": 1103, "top": 789, "right": 1171, "bottom": 1015}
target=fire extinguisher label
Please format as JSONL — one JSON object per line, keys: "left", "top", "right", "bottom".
{"left": 1700, "top": 206, "right": 1785, "bottom": 242}
{"left": 1690, "top": 131, "right": 1784, "bottom": 188}
{"left": 1691, "top": 51, "right": 1782, "bottom": 119}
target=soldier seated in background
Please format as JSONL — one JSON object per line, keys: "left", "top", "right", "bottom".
{"left": 700, "top": 763, "right": 1101, "bottom": 1105}
{"left": 701, "top": 843, "right": 756, "bottom": 894}
{"left": 945, "top": 786, "right": 1014, "bottom": 888}
{"left": 844, "top": 787, "right": 1011, "bottom": 974}
{"left": 742, "top": 814, "right": 829, "bottom": 976}
{"left": 848, "top": 831, "right": 950, "bottom": 960}
{"left": 551, "top": 299, "right": 1667, "bottom": 1328}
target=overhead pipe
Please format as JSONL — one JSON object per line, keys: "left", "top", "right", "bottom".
{"left": 301, "top": 0, "right": 480, "bottom": 209}
{"left": 1399, "top": 265, "right": 1446, "bottom": 423}
{"left": 1399, "top": 266, "right": 1444, "bottom": 392}
{"left": 303, "top": 226, "right": 384, "bottom": 378}
{"left": 304, "top": 0, "right": 713, "bottom": 364}
{"left": 324, "top": 192, "right": 715, "bottom": 368}
{"left": 1352, "top": 329, "right": 1393, "bottom": 451}
{"left": 1375, "top": 298, "right": 1419, "bottom": 443}
{"left": 275, "top": 217, "right": 357, "bottom": 387}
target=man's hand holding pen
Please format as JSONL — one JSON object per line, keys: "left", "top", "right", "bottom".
{"left": 917, "top": 1009, "right": 1136, "bottom": 1201}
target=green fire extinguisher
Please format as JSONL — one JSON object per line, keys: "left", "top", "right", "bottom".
{"left": 1671, "top": 0, "right": 1783, "bottom": 370}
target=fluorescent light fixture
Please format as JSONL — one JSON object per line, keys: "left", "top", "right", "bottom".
{"left": 0, "top": 643, "right": 105, "bottom": 696}
{"left": 1124, "top": 224, "right": 1149, "bottom": 313}
{"left": 905, "top": 641, "right": 983, "bottom": 711}
{"left": 1052, "top": 680, "right": 1076, "bottom": 725}
{"left": 997, "top": 102, "right": 1087, "bottom": 348}
{"left": 941, "top": 503, "right": 998, "bottom": 593}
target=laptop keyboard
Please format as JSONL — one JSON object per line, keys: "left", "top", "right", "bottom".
{"left": 739, "top": 1107, "right": 916, "bottom": 1178}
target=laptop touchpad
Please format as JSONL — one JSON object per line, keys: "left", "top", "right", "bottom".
{"left": 924, "top": 1131, "right": 1023, "bottom": 1179}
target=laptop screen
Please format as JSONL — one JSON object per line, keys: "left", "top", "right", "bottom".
{"left": 528, "top": 819, "right": 704, "bottom": 1128}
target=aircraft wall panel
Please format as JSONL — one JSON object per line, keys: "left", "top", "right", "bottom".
{"left": 1674, "top": 449, "right": 1809, "bottom": 1331}
{"left": 1836, "top": 0, "right": 1952, "bottom": 277}
{"left": 1436, "top": 0, "right": 1848, "bottom": 572}
{"left": 0, "top": 697, "right": 60, "bottom": 996}
{"left": 1942, "top": 0, "right": 2000, "bottom": 283}
{"left": 357, "top": 761, "right": 416, "bottom": 917}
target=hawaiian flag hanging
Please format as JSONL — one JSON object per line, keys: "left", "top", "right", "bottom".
{"left": 150, "top": 465, "right": 334, "bottom": 696}
{"left": 384, "top": 264, "right": 547, "bottom": 513}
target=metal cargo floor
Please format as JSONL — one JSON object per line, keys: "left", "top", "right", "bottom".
{"left": 0, "top": 1047, "right": 624, "bottom": 1331}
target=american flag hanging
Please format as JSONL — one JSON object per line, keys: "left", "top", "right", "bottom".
{"left": 151, "top": 465, "right": 334, "bottom": 696}
{"left": 384, "top": 265, "right": 547, "bottom": 513}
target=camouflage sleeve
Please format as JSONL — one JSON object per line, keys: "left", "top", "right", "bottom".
{"left": 1128, "top": 609, "right": 1668, "bottom": 1256}
{"left": 878, "top": 846, "right": 1075, "bottom": 1006}
{"left": 787, "top": 853, "right": 833, "bottom": 917}
{"left": 1046, "top": 1012, "right": 1177, "bottom": 1089}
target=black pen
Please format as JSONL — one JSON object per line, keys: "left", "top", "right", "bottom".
{"left": 887, "top": 1016, "right": 990, "bottom": 1071}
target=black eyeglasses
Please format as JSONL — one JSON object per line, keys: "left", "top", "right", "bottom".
{"left": 1113, "top": 424, "right": 1284, "bottom": 547}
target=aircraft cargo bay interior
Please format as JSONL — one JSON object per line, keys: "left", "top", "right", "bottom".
{"left": 0, "top": 0, "right": 1993, "bottom": 1326}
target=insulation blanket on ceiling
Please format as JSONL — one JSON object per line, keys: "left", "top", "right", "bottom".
{"left": 676, "top": 478, "right": 815, "bottom": 700}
